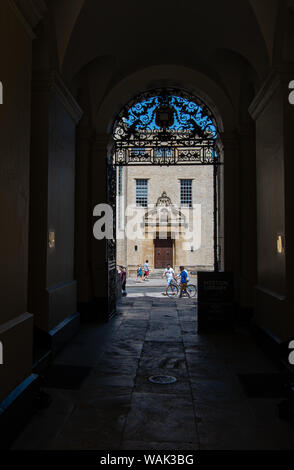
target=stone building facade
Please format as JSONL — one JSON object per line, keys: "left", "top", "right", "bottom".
{"left": 116, "top": 165, "right": 214, "bottom": 276}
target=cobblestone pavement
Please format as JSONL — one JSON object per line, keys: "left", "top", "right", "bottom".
{"left": 13, "top": 296, "right": 294, "bottom": 450}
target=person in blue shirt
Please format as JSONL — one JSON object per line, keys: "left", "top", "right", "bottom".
{"left": 135, "top": 265, "right": 143, "bottom": 282}
{"left": 179, "top": 266, "right": 190, "bottom": 298}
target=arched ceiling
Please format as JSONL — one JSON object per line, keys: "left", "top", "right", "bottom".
{"left": 56, "top": 0, "right": 271, "bottom": 81}
{"left": 49, "top": 0, "right": 86, "bottom": 68}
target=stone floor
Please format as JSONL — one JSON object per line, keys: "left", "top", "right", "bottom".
{"left": 12, "top": 295, "right": 294, "bottom": 450}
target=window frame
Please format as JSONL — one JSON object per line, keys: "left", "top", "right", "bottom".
{"left": 136, "top": 178, "right": 149, "bottom": 208}
{"left": 180, "top": 179, "right": 193, "bottom": 208}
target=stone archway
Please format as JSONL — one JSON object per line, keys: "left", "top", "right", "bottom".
{"left": 75, "top": 65, "right": 241, "bottom": 321}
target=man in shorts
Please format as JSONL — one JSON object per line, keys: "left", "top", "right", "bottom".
{"left": 179, "top": 266, "right": 190, "bottom": 298}
{"left": 162, "top": 264, "right": 176, "bottom": 296}
{"left": 143, "top": 260, "right": 150, "bottom": 281}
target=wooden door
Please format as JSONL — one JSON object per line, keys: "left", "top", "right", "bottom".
{"left": 154, "top": 238, "right": 173, "bottom": 268}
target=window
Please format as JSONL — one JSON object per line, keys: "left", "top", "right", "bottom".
{"left": 180, "top": 179, "right": 192, "bottom": 208}
{"left": 136, "top": 179, "right": 148, "bottom": 207}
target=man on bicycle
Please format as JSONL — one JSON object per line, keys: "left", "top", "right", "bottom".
{"left": 162, "top": 264, "right": 176, "bottom": 296}
{"left": 179, "top": 266, "right": 190, "bottom": 298}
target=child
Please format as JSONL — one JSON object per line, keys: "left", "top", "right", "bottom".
{"left": 135, "top": 265, "right": 143, "bottom": 282}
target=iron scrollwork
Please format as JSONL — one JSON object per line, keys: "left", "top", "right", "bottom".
{"left": 112, "top": 88, "right": 220, "bottom": 166}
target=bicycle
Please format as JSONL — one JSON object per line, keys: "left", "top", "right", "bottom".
{"left": 166, "top": 277, "right": 197, "bottom": 298}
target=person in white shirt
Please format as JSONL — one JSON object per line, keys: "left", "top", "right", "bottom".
{"left": 162, "top": 264, "right": 176, "bottom": 296}
{"left": 143, "top": 260, "right": 150, "bottom": 281}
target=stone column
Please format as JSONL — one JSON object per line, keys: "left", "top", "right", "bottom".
{"left": 238, "top": 124, "right": 257, "bottom": 311}
{"left": 0, "top": 0, "right": 46, "bottom": 446}
{"left": 29, "top": 70, "right": 82, "bottom": 352}
{"left": 75, "top": 120, "right": 94, "bottom": 308}
{"left": 249, "top": 66, "right": 294, "bottom": 340}
{"left": 90, "top": 134, "right": 110, "bottom": 319}
{"left": 219, "top": 131, "right": 241, "bottom": 302}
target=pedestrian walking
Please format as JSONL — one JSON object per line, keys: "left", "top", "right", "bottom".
{"left": 143, "top": 260, "right": 150, "bottom": 281}
{"left": 162, "top": 264, "right": 176, "bottom": 296}
{"left": 119, "top": 266, "right": 127, "bottom": 296}
{"left": 178, "top": 266, "right": 190, "bottom": 298}
{"left": 135, "top": 265, "right": 143, "bottom": 282}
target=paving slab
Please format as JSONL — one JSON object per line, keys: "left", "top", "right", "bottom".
{"left": 124, "top": 393, "right": 198, "bottom": 444}
{"left": 103, "top": 340, "right": 144, "bottom": 358}
{"left": 95, "top": 354, "right": 140, "bottom": 376}
{"left": 53, "top": 404, "right": 128, "bottom": 450}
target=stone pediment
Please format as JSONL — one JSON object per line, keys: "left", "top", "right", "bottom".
{"left": 145, "top": 191, "right": 187, "bottom": 227}
{"left": 156, "top": 191, "right": 172, "bottom": 207}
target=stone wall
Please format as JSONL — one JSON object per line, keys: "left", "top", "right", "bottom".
{"left": 0, "top": 0, "right": 36, "bottom": 403}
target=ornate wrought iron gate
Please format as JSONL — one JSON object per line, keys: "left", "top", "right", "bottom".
{"left": 107, "top": 159, "right": 117, "bottom": 318}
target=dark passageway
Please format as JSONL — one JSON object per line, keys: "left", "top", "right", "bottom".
{"left": 12, "top": 294, "right": 294, "bottom": 450}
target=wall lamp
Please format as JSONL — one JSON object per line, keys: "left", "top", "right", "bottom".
{"left": 48, "top": 230, "right": 56, "bottom": 249}
{"left": 277, "top": 234, "right": 285, "bottom": 254}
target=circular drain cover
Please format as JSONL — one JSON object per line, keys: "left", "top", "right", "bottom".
{"left": 148, "top": 375, "right": 177, "bottom": 384}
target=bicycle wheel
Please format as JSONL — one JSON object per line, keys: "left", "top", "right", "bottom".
{"left": 186, "top": 284, "right": 197, "bottom": 297}
{"left": 167, "top": 283, "right": 179, "bottom": 297}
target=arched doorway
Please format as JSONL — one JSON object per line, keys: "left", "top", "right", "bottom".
{"left": 108, "top": 88, "right": 223, "bottom": 312}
